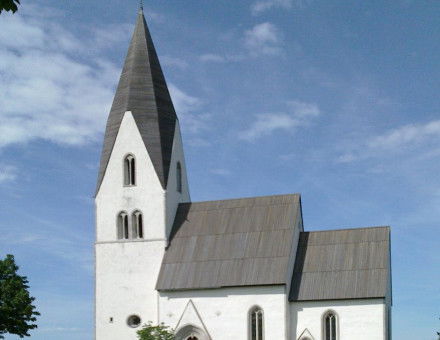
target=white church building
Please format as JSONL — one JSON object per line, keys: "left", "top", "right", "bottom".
{"left": 94, "top": 9, "right": 392, "bottom": 340}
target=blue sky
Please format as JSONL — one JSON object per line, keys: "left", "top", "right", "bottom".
{"left": 0, "top": 0, "right": 439, "bottom": 339}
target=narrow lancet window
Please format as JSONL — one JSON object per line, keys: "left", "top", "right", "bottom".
{"left": 117, "top": 212, "right": 129, "bottom": 240}
{"left": 324, "top": 311, "right": 337, "bottom": 340}
{"left": 176, "top": 162, "right": 182, "bottom": 193}
{"left": 132, "top": 211, "right": 144, "bottom": 239}
{"left": 249, "top": 307, "right": 264, "bottom": 340}
{"left": 124, "top": 155, "right": 136, "bottom": 186}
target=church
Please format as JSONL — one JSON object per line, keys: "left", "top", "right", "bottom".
{"left": 94, "top": 8, "right": 392, "bottom": 340}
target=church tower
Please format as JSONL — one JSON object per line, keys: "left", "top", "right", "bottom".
{"left": 94, "top": 8, "right": 190, "bottom": 340}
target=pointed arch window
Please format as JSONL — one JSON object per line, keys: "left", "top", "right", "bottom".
{"left": 124, "top": 154, "right": 136, "bottom": 186}
{"left": 323, "top": 311, "right": 338, "bottom": 340}
{"left": 249, "top": 306, "right": 264, "bottom": 340}
{"left": 117, "top": 212, "right": 129, "bottom": 239}
{"left": 132, "top": 211, "right": 144, "bottom": 239}
{"left": 176, "top": 162, "right": 182, "bottom": 193}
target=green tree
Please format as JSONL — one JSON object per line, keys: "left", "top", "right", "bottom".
{"left": 437, "top": 317, "right": 440, "bottom": 340}
{"left": 137, "top": 322, "right": 174, "bottom": 340}
{"left": 0, "top": 0, "right": 21, "bottom": 14}
{"left": 0, "top": 254, "right": 39, "bottom": 339}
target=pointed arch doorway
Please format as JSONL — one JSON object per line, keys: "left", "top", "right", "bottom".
{"left": 175, "top": 324, "right": 209, "bottom": 340}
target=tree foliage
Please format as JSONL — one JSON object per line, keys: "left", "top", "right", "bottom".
{"left": 0, "top": 254, "right": 39, "bottom": 339}
{"left": 437, "top": 316, "right": 440, "bottom": 340}
{"left": 137, "top": 322, "right": 174, "bottom": 340}
{"left": 0, "top": 0, "right": 21, "bottom": 14}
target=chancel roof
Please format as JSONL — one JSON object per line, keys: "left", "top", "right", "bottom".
{"left": 96, "top": 9, "right": 177, "bottom": 195}
{"left": 156, "top": 194, "right": 302, "bottom": 290}
{"left": 289, "top": 226, "right": 391, "bottom": 301}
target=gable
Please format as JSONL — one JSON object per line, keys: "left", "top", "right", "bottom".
{"left": 156, "top": 194, "right": 301, "bottom": 290}
{"left": 174, "top": 300, "right": 211, "bottom": 339}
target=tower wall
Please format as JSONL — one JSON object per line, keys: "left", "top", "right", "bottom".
{"left": 95, "top": 111, "right": 189, "bottom": 340}
{"left": 165, "top": 120, "right": 190, "bottom": 238}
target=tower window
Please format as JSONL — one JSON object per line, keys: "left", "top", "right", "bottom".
{"left": 132, "top": 211, "right": 144, "bottom": 239}
{"left": 323, "top": 311, "right": 338, "bottom": 340}
{"left": 176, "top": 162, "right": 182, "bottom": 193}
{"left": 124, "top": 154, "right": 136, "bottom": 186}
{"left": 117, "top": 212, "right": 129, "bottom": 240}
{"left": 249, "top": 306, "right": 264, "bottom": 340}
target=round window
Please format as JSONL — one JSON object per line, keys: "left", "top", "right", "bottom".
{"left": 127, "top": 315, "right": 141, "bottom": 328}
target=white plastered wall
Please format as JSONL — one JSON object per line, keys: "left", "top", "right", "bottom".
{"left": 95, "top": 112, "right": 189, "bottom": 340}
{"left": 159, "top": 286, "right": 286, "bottom": 340}
{"left": 290, "top": 298, "right": 387, "bottom": 340}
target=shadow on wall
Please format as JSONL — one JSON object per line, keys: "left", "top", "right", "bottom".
{"left": 167, "top": 202, "right": 192, "bottom": 245}
{"left": 289, "top": 232, "right": 309, "bottom": 301}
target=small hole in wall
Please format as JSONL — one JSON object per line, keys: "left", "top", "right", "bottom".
{"left": 109, "top": 317, "right": 113, "bottom": 323}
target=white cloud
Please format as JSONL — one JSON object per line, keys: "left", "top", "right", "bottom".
{"left": 161, "top": 55, "right": 189, "bottom": 69}
{"left": 199, "top": 53, "right": 247, "bottom": 63}
{"left": 240, "top": 100, "right": 320, "bottom": 141}
{"left": 143, "top": 6, "right": 166, "bottom": 23}
{"left": 168, "top": 84, "right": 202, "bottom": 114}
{"left": 244, "top": 22, "right": 282, "bottom": 56}
{"left": 210, "top": 168, "right": 231, "bottom": 176}
{"left": 91, "top": 24, "right": 133, "bottom": 49}
{"left": 168, "top": 83, "right": 210, "bottom": 134}
{"left": 0, "top": 4, "right": 210, "bottom": 155}
{"left": 286, "top": 100, "right": 321, "bottom": 118}
{"left": 0, "top": 6, "right": 122, "bottom": 149}
{"left": 200, "top": 24, "right": 284, "bottom": 62}
{"left": 368, "top": 120, "right": 440, "bottom": 150}
{"left": 338, "top": 120, "right": 440, "bottom": 163}
{"left": 251, "top": 0, "right": 310, "bottom": 15}
{"left": 240, "top": 113, "right": 299, "bottom": 141}
{"left": 0, "top": 165, "right": 17, "bottom": 183}
{"left": 200, "top": 53, "right": 226, "bottom": 63}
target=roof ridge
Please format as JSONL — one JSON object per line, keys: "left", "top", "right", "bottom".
{"left": 294, "top": 267, "right": 388, "bottom": 274}
{"left": 303, "top": 225, "right": 390, "bottom": 233}
{"left": 299, "top": 239, "right": 390, "bottom": 246}
{"left": 184, "top": 193, "right": 301, "bottom": 205}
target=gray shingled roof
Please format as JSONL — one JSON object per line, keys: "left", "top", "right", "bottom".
{"left": 96, "top": 9, "right": 177, "bottom": 195}
{"left": 156, "top": 194, "right": 301, "bottom": 290}
{"left": 289, "top": 227, "right": 391, "bottom": 301}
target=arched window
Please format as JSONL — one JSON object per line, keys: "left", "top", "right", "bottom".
{"left": 124, "top": 154, "right": 136, "bottom": 186}
{"left": 132, "top": 211, "right": 144, "bottom": 239}
{"left": 249, "top": 306, "right": 264, "bottom": 340}
{"left": 117, "top": 212, "right": 129, "bottom": 239}
{"left": 176, "top": 162, "right": 182, "bottom": 193}
{"left": 323, "top": 311, "right": 337, "bottom": 340}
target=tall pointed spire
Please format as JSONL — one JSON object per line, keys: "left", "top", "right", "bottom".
{"left": 96, "top": 10, "right": 178, "bottom": 195}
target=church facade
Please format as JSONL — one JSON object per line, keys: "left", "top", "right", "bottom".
{"left": 95, "top": 9, "right": 392, "bottom": 340}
